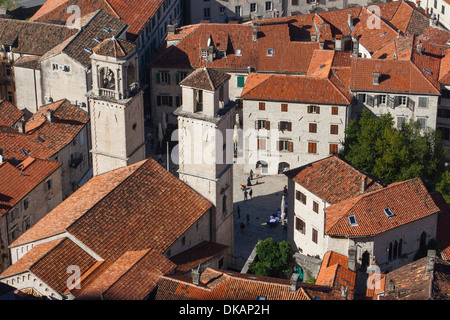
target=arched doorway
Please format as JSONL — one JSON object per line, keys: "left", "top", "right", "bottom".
{"left": 278, "top": 162, "right": 290, "bottom": 174}
{"left": 361, "top": 251, "right": 370, "bottom": 271}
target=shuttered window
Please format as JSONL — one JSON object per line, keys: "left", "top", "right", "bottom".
{"left": 330, "top": 124, "right": 339, "bottom": 135}
{"left": 237, "top": 76, "right": 245, "bottom": 87}
{"left": 295, "top": 217, "right": 305, "bottom": 234}
{"left": 309, "top": 123, "right": 317, "bottom": 133}
{"left": 329, "top": 144, "right": 338, "bottom": 155}
{"left": 308, "top": 142, "right": 317, "bottom": 154}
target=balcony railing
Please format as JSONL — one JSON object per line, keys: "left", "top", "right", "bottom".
{"left": 99, "top": 88, "right": 117, "bottom": 99}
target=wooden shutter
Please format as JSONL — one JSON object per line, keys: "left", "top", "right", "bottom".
{"left": 316, "top": 106, "right": 320, "bottom": 114}
{"left": 266, "top": 121, "right": 270, "bottom": 130}
{"left": 313, "top": 201, "right": 319, "bottom": 213}
{"left": 287, "top": 122, "right": 292, "bottom": 131}
{"left": 296, "top": 190, "right": 300, "bottom": 200}
{"left": 331, "top": 106, "right": 338, "bottom": 115}
{"left": 255, "top": 120, "right": 259, "bottom": 130}
{"left": 288, "top": 141, "right": 293, "bottom": 152}
{"left": 330, "top": 125, "right": 338, "bottom": 135}
{"left": 259, "top": 102, "right": 265, "bottom": 110}
{"left": 309, "top": 123, "right": 317, "bottom": 133}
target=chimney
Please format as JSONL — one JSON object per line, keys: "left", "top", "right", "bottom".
{"left": 335, "top": 35, "right": 342, "bottom": 51}
{"left": 191, "top": 269, "right": 200, "bottom": 285}
{"left": 425, "top": 249, "right": 436, "bottom": 273}
{"left": 388, "top": 279, "right": 395, "bottom": 293}
{"left": 340, "top": 286, "right": 348, "bottom": 300}
{"left": 361, "top": 175, "right": 367, "bottom": 193}
{"left": 252, "top": 26, "right": 258, "bottom": 41}
{"left": 319, "top": 40, "right": 325, "bottom": 49}
{"left": 46, "top": 109, "right": 54, "bottom": 123}
{"left": 417, "top": 42, "right": 423, "bottom": 54}
{"left": 290, "top": 273, "right": 299, "bottom": 292}
{"left": 167, "top": 24, "right": 176, "bottom": 36}
{"left": 372, "top": 73, "right": 380, "bottom": 86}
{"left": 16, "top": 119, "right": 25, "bottom": 133}
{"left": 207, "top": 36, "right": 214, "bottom": 62}
{"left": 348, "top": 14, "right": 353, "bottom": 28}
{"left": 348, "top": 245, "right": 356, "bottom": 271}
{"left": 352, "top": 36, "right": 359, "bottom": 57}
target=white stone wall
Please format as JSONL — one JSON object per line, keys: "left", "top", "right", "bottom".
{"left": 286, "top": 0, "right": 385, "bottom": 16}
{"left": 14, "top": 66, "right": 43, "bottom": 114}
{"left": 40, "top": 54, "right": 90, "bottom": 111}
{"left": 419, "top": 0, "right": 450, "bottom": 29}
{"left": 1, "top": 272, "right": 63, "bottom": 299}
{"left": 351, "top": 91, "right": 439, "bottom": 130}
{"left": 188, "top": 0, "right": 284, "bottom": 24}
{"left": 242, "top": 99, "right": 349, "bottom": 175}
{"left": 0, "top": 167, "right": 62, "bottom": 272}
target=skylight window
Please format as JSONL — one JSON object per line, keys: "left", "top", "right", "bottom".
{"left": 102, "top": 27, "right": 111, "bottom": 33}
{"left": 384, "top": 207, "right": 395, "bottom": 218}
{"left": 236, "top": 49, "right": 242, "bottom": 56}
{"left": 84, "top": 47, "right": 93, "bottom": 54}
{"left": 423, "top": 68, "right": 433, "bottom": 75}
{"left": 267, "top": 48, "right": 274, "bottom": 56}
{"left": 348, "top": 215, "right": 358, "bottom": 226}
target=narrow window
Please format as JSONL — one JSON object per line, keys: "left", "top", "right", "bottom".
{"left": 313, "top": 201, "right": 319, "bottom": 213}
{"left": 312, "top": 228, "right": 318, "bottom": 244}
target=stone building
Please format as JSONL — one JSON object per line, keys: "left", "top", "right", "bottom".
{"left": 285, "top": 155, "right": 440, "bottom": 273}
{"left": 175, "top": 68, "right": 235, "bottom": 266}
{"left": 87, "top": 36, "right": 146, "bottom": 176}
{"left": 0, "top": 156, "right": 62, "bottom": 273}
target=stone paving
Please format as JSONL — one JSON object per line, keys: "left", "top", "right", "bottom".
{"left": 232, "top": 164, "right": 289, "bottom": 270}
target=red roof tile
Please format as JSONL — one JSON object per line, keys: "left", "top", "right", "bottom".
{"left": 325, "top": 178, "right": 440, "bottom": 237}
{"left": 285, "top": 155, "right": 385, "bottom": 205}
{"left": 0, "top": 100, "right": 24, "bottom": 128}
{"left": 0, "top": 157, "right": 61, "bottom": 217}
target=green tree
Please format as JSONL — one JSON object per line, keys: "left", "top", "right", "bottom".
{"left": 436, "top": 171, "right": 450, "bottom": 203}
{"left": 342, "top": 109, "right": 446, "bottom": 190}
{"left": 248, "top": 238, "right": 295, "bottom": 278}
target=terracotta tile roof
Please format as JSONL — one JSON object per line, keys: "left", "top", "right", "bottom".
{"left": 315, "top": 251, "right": 356, "bottom": 299}
{"left": 285, "top": 155, "right": 385, "bottom": 205}
{"left": 76, "top": 249, "right": 176, "bottom": 300}
{"left": 23, "top": 99, "right": 89, "bottom": 158}
{"left": 155, "top": 267, "right": 339, "bottom": 300}
{"left": 0, "top": 238, "right": 100, "bottom": 296}
{"left": 325, "top": 178, "right": 440, "bottom": 237}
{"left": 419, "top": 26, "right": 450, "bottom": 50}
{"left": 349, "top": 57, "right": 440, "bottom": 94}
{"left": 0, "top": 100, "right": 24, "bottom": 128}
{"left": 179, "top": 68, "right": 231, "bottom": 91}
{"left": 0, "top": 18, "right": 77, "bottom": 56}
{"left": 439, "top": 49, "right": 450, "bottom": 85}
{"left": 30, "top": 0, "right": 164, "bottom": 39}
{"left": 306, "top": 49, "right": 334, "bottom": 78}
{"left": 381, "top": 254, "right": 450, "bottom": 300}
{"left": 169, "top": 241, "right": 229, "bottom": 274}
{"left": 93, "top": 36, "right": 136, "bottom": 58}
{"left": 0, "top": 157, "right": 61, "bottom": 217}
{"left": 10, "top": 160, "right": 146, "bottom": 247}
{"left": 240, "top": 73, "right": 351, "bottom": 105}
{"left": 12, "top": 55, "right": 41, "bottom": 70}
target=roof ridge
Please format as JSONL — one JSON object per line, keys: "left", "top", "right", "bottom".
{"left": 103, "top": 0, "right": 121, "bottom": 19}
{"left": 204, "top": 67, "right": 215, "bottom": 90}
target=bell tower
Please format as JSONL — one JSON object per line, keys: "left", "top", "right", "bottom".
{"left": 174, "top": 68, "right": 235, "bottom": 267}
{"left": 87, "top": 37, "right": 146, "bottom": 176}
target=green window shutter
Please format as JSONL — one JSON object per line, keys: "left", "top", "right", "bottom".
{"left": 156, "top": 72, "right": 161, "bottom": 84}
{"left": 237, "top": 76, "right": 245, "bottom": 88}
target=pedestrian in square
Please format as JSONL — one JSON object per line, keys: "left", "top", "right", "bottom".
{"left": 284, "top": 185, "right": 288, "bottom": 197}
{"left": 247, "top": 176, "right": 252, "bottom": 186}
{"left": 249, "top": 189, "right": 253, "bottom": 199}
{"left": 244, "top": 190, "right": 248, "bottom": 201}
{"left": 250, "top": 169, "right": 253, "bottom": 180}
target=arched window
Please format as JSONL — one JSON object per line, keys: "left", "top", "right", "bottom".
{"left": 393, "top": 241, "right": 398, "bottom": 259}
{"left": 420, "top": 231, "right": 427, "bottom": 250}
{"left": 388, "top": 242, "right": 393, "bottom": 260}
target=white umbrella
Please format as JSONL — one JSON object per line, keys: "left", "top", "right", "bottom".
{"left": 281, "top": 195, "right": 286, "bottom": 225}
{"left": 162, "top": 112, "right": 167, "bottom": 131}
{"left": 158, "top": 123, "right": 163, "bottom": 147}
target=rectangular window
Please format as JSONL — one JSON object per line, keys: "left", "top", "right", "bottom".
{"left": 296, "top": 190, "right": 306, "bottom": 205}
{"left": 266, "top": 48, "right": 274, "bottom": 56}
{"left": 397, "top": 116, "right": 406, "bottom": 129}
{"left": 157, "top": 71, "right": 170, "bottom": 84}
{"left": 219, "top": 6, "right": 226, "bottom": 14}
{"left": 312, "top": 228, "right": 318, "bottom": 244}
{"left": 157, "top": 95, "right": 173, "bottom": 107}
{"left": 257, "top": 138, "right": 267, "bottom": 150}
{"left": 308, "top": 142, "right": 317, "bottom": 154}
{"left": 330, "top": 124, "right": 339, "bottom": 135}
{"left": 52, "top": 63, "right": 58, "bottom": 71}
{"left": 237, "top": 75, "right": 245, "bottom": 87}
{"left": 278, "top": 140, "right": 293, "bottom": 152}
{"left": 175, "top": 95, "right": 182, "bottom": 107}
{"left": 397, "top": 96, "right": 407, "bottom": 106}
{"left": 259, "top": 102, "right": 265, "bottom": 110}
{"left": 265, "top": 1, "right": 272, "bottom": 10}
{"left": 250, "top": 3, "right": 257, "bottom": 12}
{"left": 291, "top": 0, "right": 298, "bottom": 5}
{"left": 281, "top": 103, "right": 288, "bottom": 112}
{"left": 442, "top": 5, "right": 445, "bottom": 14}
{"left": 8, "top": 208, "right": 17, "bottom": 223}
{"left": 235, "top": 5, "right": 242, "bottom": 17}
{"left": 307, "top": 105, "right": 320, "bottom": 114}
{"left": 357, "top": 93, "right": 366, "bottom": 103}
{"left": 204, "top": 7, "right": 210, "bottom": 18}
{"left": 329, "top": 143, "right": 339, "bottom": 155}
{"left": 22, "top": 197, "right": 30, "bottom": 211}
{"left": 313, "top": 201, "right": 319, "bottom": 213}
{"left": 379, "top": 95, "right": 387, "bottom": 104}
{"left": 309, "top": 123, "right": 317, "bottom": 133}
{"left": 331, "top": 106, "right": 338, "bottom": 115}
{"left": 417, "top": 118, "right": 427, "bottom": 129}
{"left": 279, "top": 121, "right": 292, "bottom": 131}
{"left": 418, "top": 97, "right": 428, "bottom": 108}
{"left": 176, "top": 72, "right": 188, "bottom": 84}
{"left": 256, "top": 120, "right": 270, "bottom": 130}
{"left": 295, "top": 217, "right": 305, "bottom": 234}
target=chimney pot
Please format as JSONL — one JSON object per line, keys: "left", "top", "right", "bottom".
{"left": 167, "top": 24, "right": 176, "bottom": 35}
{"left": 46, "top": 109, "right": 53, "bottom": 123}
{"left": 191, "top": 269, "right": 200, "bottom": 285}
{"left": 361, "top": 175, "right": 367, "bottom": 193}
{"left": 348, "top": 14, "right": 353, "bottom": 27}
{"left": 426, "top": 249, "right": 436, "bottom": 272}
{"left": 253, "top": 27, "right": 258, "bottom": 41}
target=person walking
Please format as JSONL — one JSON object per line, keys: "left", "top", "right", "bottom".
{"left": 247, "top": 176, "right": 252, "bottom": 186}
{"left": 283, "top": 185, "right": 288, "bottom": 197}
{"left": 249, "top": 189, "right": 253, "bottom": 199}
{"left": 244, "top": 190, "right": 248, "bottom": 201}
{"left": 250, "top": 169, "right": 253, "bottom": 180}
